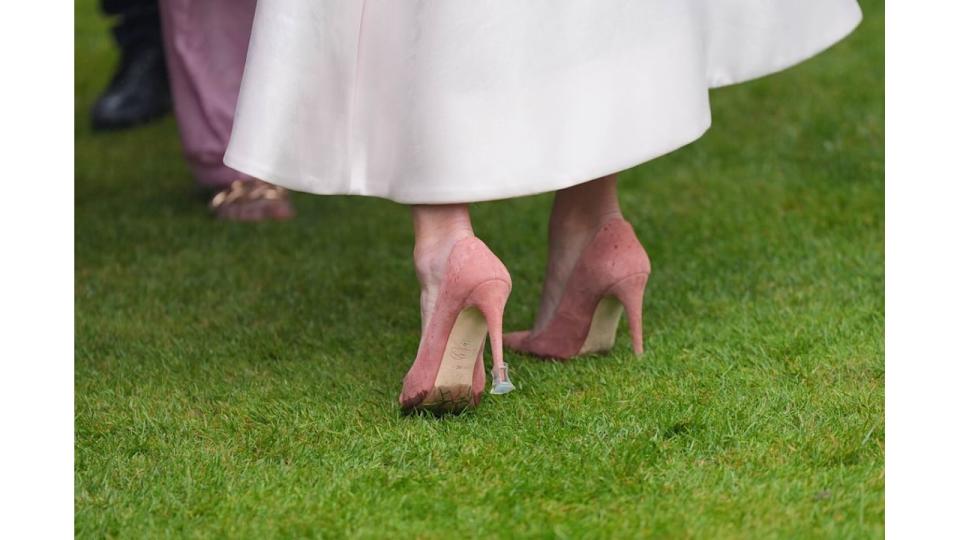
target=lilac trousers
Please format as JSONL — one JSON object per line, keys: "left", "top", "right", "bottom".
{"left": 158, "top": 0, "right": 256, "bottom": 189}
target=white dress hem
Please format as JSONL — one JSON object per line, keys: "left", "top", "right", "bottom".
{"left": 224, "top": 1, "right": 862, "bottom": 204}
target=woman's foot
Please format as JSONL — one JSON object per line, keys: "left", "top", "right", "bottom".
{"left": 505, "top": 174, "right": 651, "bottom": 359}
{"left": 411, "top": 205, "right": 476, "bottom": 333}
{"left": 534, "top": 174, "right": 623, "bottom": 332}
{"left": 400, "top": 205, "right": 514, "bottom": 414}
{"left": 209, "top": 179, "right": 295, "bottom": 222}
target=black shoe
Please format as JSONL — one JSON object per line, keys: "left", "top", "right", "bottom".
{"left": 91, "top": 46, "right": 171, "bottom": 131}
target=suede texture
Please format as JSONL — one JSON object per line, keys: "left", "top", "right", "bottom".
{"left": 399, "top": 237, "right": 511, "bottom": 411}
{"left": 504, "top": 218, "right": 651, "bottom": 360}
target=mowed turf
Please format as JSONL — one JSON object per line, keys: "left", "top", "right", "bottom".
{"left": 75, "top": 1, "right": 884, "bottom": 538}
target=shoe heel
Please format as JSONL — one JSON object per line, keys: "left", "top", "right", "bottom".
{"left": 467, "top": 279, "right": 515, "bottom": 395}
{"left": 609, "top": 273, "right": 649, "bottom": 355}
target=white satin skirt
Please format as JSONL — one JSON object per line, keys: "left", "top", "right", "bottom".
{"left": 224, "top": 1, "right": 862, "bottom": 204}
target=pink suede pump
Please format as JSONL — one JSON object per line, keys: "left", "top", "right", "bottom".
{"left": 399, "top": 237, "right": 514, "bottom": 413}
{"left": 504, "top": 218, "right": 651, "bottom": 360}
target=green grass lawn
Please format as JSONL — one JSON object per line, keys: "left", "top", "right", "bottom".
{"left": 75, "top": 1, "right": 884, "bottom": 537}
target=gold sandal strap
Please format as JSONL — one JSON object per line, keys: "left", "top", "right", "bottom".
{"left": 210, "top": 180, "right": 287, "bottom": 210}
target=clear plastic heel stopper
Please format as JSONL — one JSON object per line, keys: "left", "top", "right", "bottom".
{"left": 490, "top": 363, "right": 516, "bottom": 395}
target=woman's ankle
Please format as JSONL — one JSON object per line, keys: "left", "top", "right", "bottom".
{"left": 549, "top": 174, "right": 623, "bottom": 243}
{"left": 411, "top": 204, "right": 474, "bottom": 285}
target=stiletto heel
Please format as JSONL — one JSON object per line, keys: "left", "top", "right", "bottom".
{"left": 608, "top": 273, "right": 648, "bottom": 355}
{"left": 467, "top": 279, "right": 515, "bottom": 395}
{"left": 399, "top": 237, "right": 512, "bottom": 414}
{"left": 504, "top": 218, "right": 651, "bottom": 360}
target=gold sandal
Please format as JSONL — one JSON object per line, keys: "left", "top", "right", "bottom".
{"left": 209, "top": 179, "right": 295, "bottom": 222}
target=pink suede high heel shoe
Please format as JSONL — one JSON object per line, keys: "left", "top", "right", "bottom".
{"left": 505, "top": 218, "right": 651, "bottom": 360}
{"left": 399, "top": 237, "right": 515, "bottom": 414}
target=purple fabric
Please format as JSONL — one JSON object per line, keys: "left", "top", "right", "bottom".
{"left": 158, "top": 0, "right": 256, "bottom": 188}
